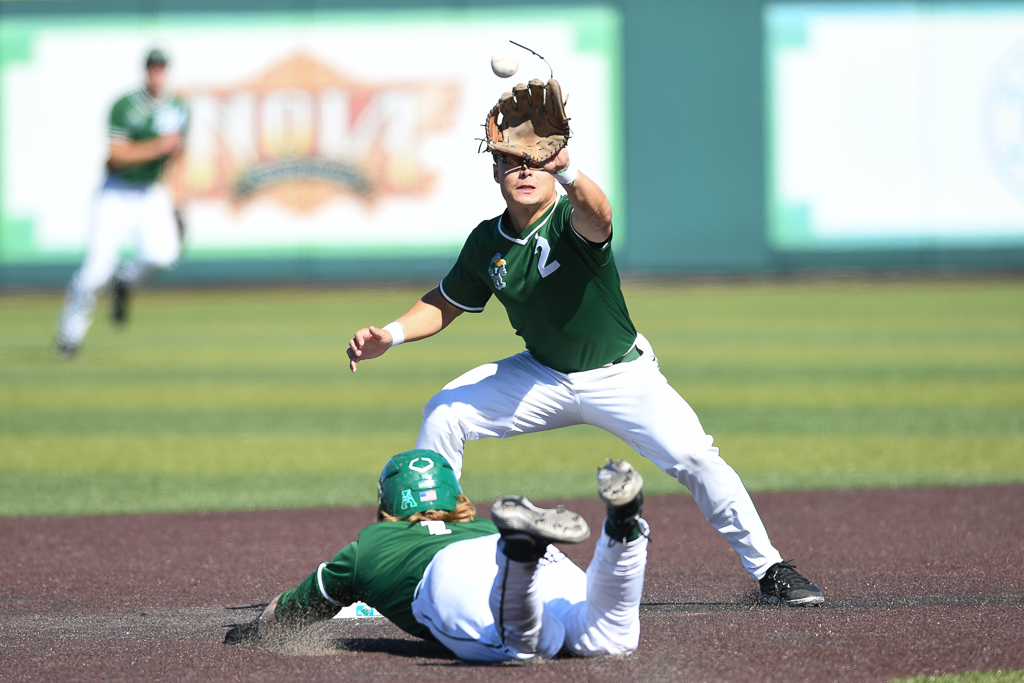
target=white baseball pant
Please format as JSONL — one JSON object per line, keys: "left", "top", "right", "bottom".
{"left": 56, "top": 176, "right": 180, "bottom": 346}
{"left": 410, "top": 523, "right": 648, "bottom": 661}
{"left": 415, "top": 333, "right": 784, "bottom": 580}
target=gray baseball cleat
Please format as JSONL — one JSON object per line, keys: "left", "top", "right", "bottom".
{"left": 758, "top": 560, "right": 824, "bottom": 606}
{"left": 490, "top": 495, "right": 590, "bottom": 545}
{"left": 598, "top": 459, "right": 645, "bottom": 543}
{"left": 597, "top": 458, "right": 644, "bottom": 509}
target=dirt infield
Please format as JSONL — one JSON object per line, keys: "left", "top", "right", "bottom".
{"left": 3, "top": 485, "right": 1022, "bottom": 682}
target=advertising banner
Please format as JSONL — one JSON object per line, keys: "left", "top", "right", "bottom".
{"left": 0, "top": 8, "right": 621, "bottom": 264}
{"left": 766, "top": 4, "right": 1024, "bottom": 251}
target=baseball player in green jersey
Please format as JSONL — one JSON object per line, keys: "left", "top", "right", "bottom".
{"left": 347, "top": 80, "right": 823, "bottom": 606}
{"left": 55, "top": 48, "right": 188, "bottom": 358}
{"left": 225, "top": 450, "right": 650, "bottom": 661}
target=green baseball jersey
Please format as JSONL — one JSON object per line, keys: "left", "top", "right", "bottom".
{"left": 107, "top": 89, "right": 189, "bottom": 184}
{"left": 276, "top": 517, "right": 499, "bottom": 640}
{"left": 440, "top": 195, "right": 637, "bottom": 373}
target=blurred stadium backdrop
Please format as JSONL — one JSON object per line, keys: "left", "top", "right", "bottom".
{"left": 0, "top": 0, "right": 1022, "bottom": 518}
{"left": 3, "top": 0, "right": 1024, "bottom": 289}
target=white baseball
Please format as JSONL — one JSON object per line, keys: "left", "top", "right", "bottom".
{"left": 491, "top": 50, "right": 519, "bottom": 78}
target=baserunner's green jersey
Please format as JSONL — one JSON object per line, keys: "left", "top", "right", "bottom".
{"left": 440, "top": 195, "right": 637, "bottom": 373}
{"left": 107, "top": 89, "right": 189, "bottom": 184}
{"left": 276, "top": 518, "right": 498, "bottom": 640}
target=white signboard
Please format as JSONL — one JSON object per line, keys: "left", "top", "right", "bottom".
{"left": 767, "top": 4, "right": 1024, "bottom": 250}
{"left": 0, "top": 8, "right": 621, "bottom": 263}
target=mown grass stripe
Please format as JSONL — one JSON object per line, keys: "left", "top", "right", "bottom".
{"left": 1, "top": 281, "right": 1021, "bottom": 517}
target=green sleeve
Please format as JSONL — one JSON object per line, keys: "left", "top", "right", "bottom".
{"left": 439, "top": 223, "right": 494, "bottom": 312}
{"left": 108, "top": 97, "right": 131, "bottom": 140}
{"left": 558, "top": 196, "right": 614, "bottom": 267}
{"left": 275, "top": 542, "right": 359, "bottom": 627}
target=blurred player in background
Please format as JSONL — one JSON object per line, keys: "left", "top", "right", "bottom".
{"left": 55, "top": 48, "right": 188, "bottom": 358}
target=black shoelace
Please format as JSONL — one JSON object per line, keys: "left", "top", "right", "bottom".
{"left": 768, "top": 560, "right": 812, "bottom": 587}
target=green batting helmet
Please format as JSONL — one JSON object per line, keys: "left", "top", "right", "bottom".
{"left": 378, "top": 449, "right": 462, "bottom": 517}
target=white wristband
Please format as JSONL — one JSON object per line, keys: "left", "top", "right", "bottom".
{"left": 554, "top": 162, "right": 579, "bottom": 185}
{"left": 382, "top": 321, "right": 406, "bottom": 347}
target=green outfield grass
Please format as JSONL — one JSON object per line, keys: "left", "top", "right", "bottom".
{"left": 1, "top": 279, "right": 1022, "bottom": 517}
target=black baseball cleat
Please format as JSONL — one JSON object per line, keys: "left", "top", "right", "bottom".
{"left": 55, "top": 340, "right": 80, "bottom": 359}
{"left": 491, "top": 496, "right": 590, "bottom": 561}
{"left": 111, "top": 278, "right": 129, "bottom": 324}
{"left": 758, "top": 560, "right": 824, "bottom": 606}
{"left": 224, "top": 617, "right": 262, "bottom": 645}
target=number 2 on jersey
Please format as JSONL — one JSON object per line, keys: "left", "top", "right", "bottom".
{"left": 534, "top": 236, "right": 561, "bottom": 278}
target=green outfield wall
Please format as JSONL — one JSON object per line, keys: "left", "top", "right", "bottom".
{"left": 1, "top": 0, "right": 1022, "bottom": 288}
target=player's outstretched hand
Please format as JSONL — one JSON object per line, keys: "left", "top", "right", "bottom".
{"left": 541, "top": 147, "right": 570, "bottom": 176}
{"left": 348, "top": 326, "right": 392, "bottom": 373}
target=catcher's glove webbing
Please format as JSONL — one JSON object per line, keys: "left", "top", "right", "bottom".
{"left": 484, "top": 78, "right": 570, "bottom": 167}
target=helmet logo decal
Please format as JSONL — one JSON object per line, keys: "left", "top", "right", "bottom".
{"left": 408, "top": 457, "right": 435, "bottom": 473}
{"left": 400, "top": 489, "right": 416, "bottom": 510}
{"left": 419, "top": 490, "right": 437, "bottom": 503}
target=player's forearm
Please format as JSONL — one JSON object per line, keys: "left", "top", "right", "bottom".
{"left": 562, "top": 171, "right": 613, "bottom": 242}
{"left": 394, "top": 288, "right": 462, "bottom": 342}
{"left": 107, "top": 137, "right": 176, "bottom": 169}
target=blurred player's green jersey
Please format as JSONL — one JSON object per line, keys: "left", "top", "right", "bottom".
{"left": 107, "top": 89, "right": 188, "bottom": 185}
{"left": 276, "top": 518, "right": 498, "bottom": 640}
{"left": 440, "top": 195, "right": 637, "bottom": 373}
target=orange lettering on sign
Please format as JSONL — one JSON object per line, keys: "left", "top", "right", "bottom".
{"left": 173, "top": 52, "right": 460, "bottom": 213}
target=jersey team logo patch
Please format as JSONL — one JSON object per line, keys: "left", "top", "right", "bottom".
{"left": 489, "top": 253, "right": 508, "bottom": 290}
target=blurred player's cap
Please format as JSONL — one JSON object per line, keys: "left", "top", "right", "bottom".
{"left": 145, "top": 48, "right": 169, "bottom": 67}
{"left": 378, "top": 449, "right": 462, "bottom": 518}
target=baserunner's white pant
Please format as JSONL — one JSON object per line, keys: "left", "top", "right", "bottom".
{"left": 415, "top": 333, "right": 784, "bottom": 580}
{"left": 410, "top": 524, "right": 648, "bottom": 661}
{"left": 56, "top": 176, "right": 180, "bottom": 346}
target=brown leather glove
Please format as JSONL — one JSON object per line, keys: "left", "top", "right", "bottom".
{"left": 485, "top": 79, "right": 570, "bottom": 167}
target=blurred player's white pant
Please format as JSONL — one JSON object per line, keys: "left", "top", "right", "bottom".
{"left": 411, "top": 525, "right": 648, "bottom": 661}
{"left": 416, "top": 333, "right": 784, "bottom": 580}
{"left": 56, "top": 176, "right": 180, "bottom": 346}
